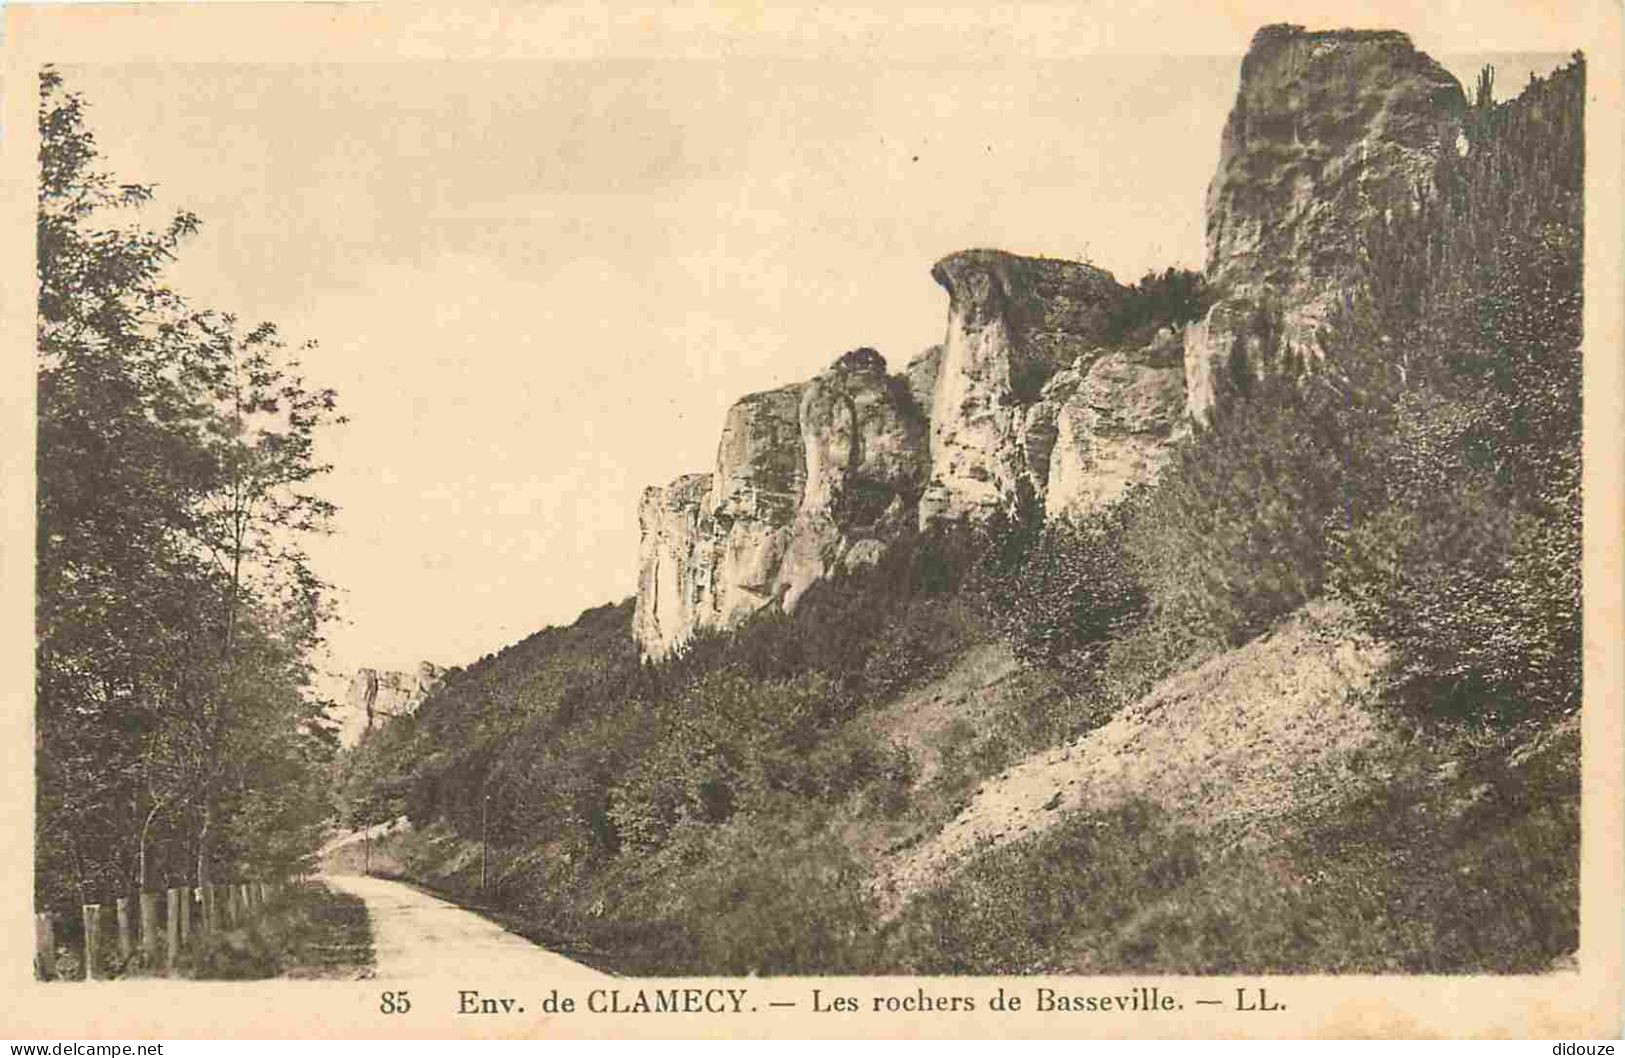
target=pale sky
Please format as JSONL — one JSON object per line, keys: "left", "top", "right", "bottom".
{"left": 61, "top": 41, "right": 1570, "bottom": 684}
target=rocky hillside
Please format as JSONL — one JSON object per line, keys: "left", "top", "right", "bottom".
{"left": 339, "top": 26, "right": 1582, "bottom": 979}
{"left": 878, "top": 600, "right": 1389, "bottom": 912}
{"left": 633, "top": 24, "right": 1469, "bottom": 659}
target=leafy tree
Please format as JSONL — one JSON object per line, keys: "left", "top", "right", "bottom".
{"left": 1123, "top": 366, "right": 1358, "bottom": 651}
{"left": 35, "top": 67, "right": 342, "bottom": 917}
{"left": 184, "top": 311, "right": 341, "bottom": 889}
{"left": 37, "top": 66, "right": 216, "bottom": 904}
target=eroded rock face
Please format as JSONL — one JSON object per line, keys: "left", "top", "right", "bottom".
{"left": 634, "top": 349, "right": 929, "bottom": 659}
{"left": 707, "top": 384, "right": 806, "bottom": 629}
{"left": 338, "top": 662, "right": 445, "bottom": 748}
{"left": 903, "top": 345, "right": 941, "bottom": 420}
{"left": 634, "top": 473, "right": 715, "bottom": 661}
{"left": 631, "top": 27, "right": 1470, "bottom": 658}
{"left": 633, "top": 251, "right": 1166, "bottom": 657}
{"left": 1186, "top": 24, "right": 1465, "bottom": 422}
{"left": 1046, "top": 332, "right": 1188, "bottom": 520}
{"left": 919, "top": 249, "right": 1123, "bottom": 527}
{"left": 787, "top": 348, "right": 928, "bottom": 605}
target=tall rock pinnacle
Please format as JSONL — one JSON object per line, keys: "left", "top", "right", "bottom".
{"left": 1184, "top": 24, "right": 1466, "bottom": 421}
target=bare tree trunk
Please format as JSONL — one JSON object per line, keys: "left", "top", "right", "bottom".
{"left": 137, "top": 795, "right": 161, "bottom": 891}
{"left": 196, "top": 799, "right": 216, "bottom": 930}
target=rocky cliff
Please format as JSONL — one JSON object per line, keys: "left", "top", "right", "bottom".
{"left": 633, "top": 254, "right": 1187, "bottom": 658}
{"left": 1042, "top": 329, "right": 1187, "bottom": 521}
{"left": 633, "top": 25, "right": 1460, "bottom": 657}
{"left": 635, "top": 349, "right": 930, "bottom": 659}
{"left": 338, "top": 662, "right": 445, "bottom": 747}
{"left": 918, "top": 249, "right": 1125, "bottom": 527}
{"left": 1185, "top": 24, "right": 1466, "bottom": 421}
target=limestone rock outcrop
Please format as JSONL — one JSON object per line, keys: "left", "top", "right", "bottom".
{"left": 633, "top": 25, "right": 1469, "bottom": 655}
{"left": 338, "top": 662, "right": 445, "bottom": 748}
{"left": 903, "top": 345, "right": 941, "bottom": 419}
{"left": 633, "top": 249, "right": 1190, "bottom": 657}
{"left": 1185, "top": 24, "right": 1466, "bottom": 421}
{"left": 706, "top": 382, "right": 808, "bottom": 630}
{"left": 634, "top": 349, "right": 929, "bottom": 659}
{"left": 1045, "top": 329, "right": 1188, "bottom": 520}
{"left": 788, "top": 348, "right": 929, "bottom": 601}
{"left": 634, "top": 473, "right": 714, "bottom": 660}
{"left": 919, "top": 249, "right": 1124, "bottom": 527}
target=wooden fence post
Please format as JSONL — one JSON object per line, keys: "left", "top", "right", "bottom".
{"left": 115, "top": 897, "right": 133, "bottom": 966}
{"left": 139, "top": 890, "right": 160, "bottom": 966}
{"left": 81, "top": 904, "right": 101, "bottom": 981}
{"left": 165, "top": 889, "right": 182, "bottom": 969}
{"left": 34, "top": 913, "right": 57, "bottom": 980}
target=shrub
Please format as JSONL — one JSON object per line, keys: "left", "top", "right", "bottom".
{"left": 881, "top": 802, "right": 1203, "bottom": 974}
{"left": 1124, "top": 368, "right": 1356, "bottom": 652}
{"left": 1107, "top": 267, "right": 1212, "bottom": 345}
{"left": 177, "top": 883, "right": 372, "bottom": 979}
{"left": 582, "top": 815, "right": 880, "bottom": 975}
{"left": 974, "top": 496, "right": 1146, "bottom": 678}
{"left": 1101, "top": 723, "right": 1578, "bottom": 973}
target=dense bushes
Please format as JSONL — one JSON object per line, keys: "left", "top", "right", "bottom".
{"left": 341, "top": 536, "right": 989, "bottom": 882}
{"left": 1107, "top": 267, "right": 1211, "bottom": 344}
{"left": 974, "top": 498, "right": 1146, "bottom": 676}
{"left": 177, "top": 883, "right": 372, "bottom": 980}
{"left": 1100, "top": 722, "right": 1578, "bottom": 973}
{"left": 879, "top": 719, "right": 1576, "bottom": 975}
{"left": 1326, "top": 59, "right": 1583, "bottom": 722}
{"left": 883, "top": 802, "right": 1203, "bottom": 974}
{"left": 1125, "top": 369, "right": 1361, "bottom": 651}
{"left": 592, "top": 816, "right": 881, "bottom": 974}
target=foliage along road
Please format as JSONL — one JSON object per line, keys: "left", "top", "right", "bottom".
{"left": 322, "top": 872, "right": 606, "bottom": 980}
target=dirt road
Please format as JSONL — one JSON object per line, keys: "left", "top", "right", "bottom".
{"left": 323, "top": 872, "right": 607, "bottom": 980}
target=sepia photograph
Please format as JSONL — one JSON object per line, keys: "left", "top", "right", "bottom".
{"left": 9, "top": 0, "right": 1621, "bottom": 1041}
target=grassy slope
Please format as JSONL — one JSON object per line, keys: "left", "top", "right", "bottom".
{"left": 888, "top": 712, "right": 1577, "bottom": 974}
{"left": 351, "top": 592, "right": 1577, "bottom": 975}
{"left": 881, "top": 601, "right": 1390, "bottom": 909}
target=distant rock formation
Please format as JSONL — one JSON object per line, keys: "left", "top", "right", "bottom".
{"left": 1185, "top": 24, "right": 1466, "bottom": 421}
{"left": 338, "top": 662, "right": 445, "bottom": 747}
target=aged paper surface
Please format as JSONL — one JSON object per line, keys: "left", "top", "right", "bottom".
{"left": 2, "top": 0, "right": 1621, "bottom": 1040}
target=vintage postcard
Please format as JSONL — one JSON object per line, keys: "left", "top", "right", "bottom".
{"left": 2, "top": 0, "right": 1621, "bottom": 1041}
